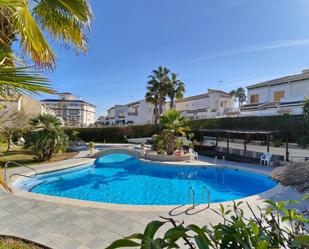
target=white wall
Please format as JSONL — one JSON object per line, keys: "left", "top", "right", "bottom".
{"left": 248, "top": 80, "right": 309, "bottom": 104}
{"left": 175, "top": 91, "right": 236, "bottom": 119}
{"left": 126, "top": 99, "right": 161, "bottom": 124}
{"left": 175, "top": 96, "right": 210, "bottom": 112}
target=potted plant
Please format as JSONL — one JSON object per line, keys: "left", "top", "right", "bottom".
{"left": 88, "top": 141, "right": 95, "bottom": 156}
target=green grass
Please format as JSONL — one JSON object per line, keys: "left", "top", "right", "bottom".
{"left": 0, "top": 143, "right": 77, "bottom": 167}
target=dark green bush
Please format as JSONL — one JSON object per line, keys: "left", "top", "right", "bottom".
{"left": 65, "top": 115, "right": 305, "bottom": 143}
{"left": 64, "top": 124, "right": 158, "bottom": 143}
{"left": 189, "top": 115, "right": 305, "bottom": 142}
{"left": 297, "top": 135, "right": 309, "bottom": 149}
{"left": 272, "top": 138, "right": 283, "bottom": 147}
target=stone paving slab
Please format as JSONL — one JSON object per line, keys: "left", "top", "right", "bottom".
{"left": 1, "top": 154, "right": 308, "bottom": 248}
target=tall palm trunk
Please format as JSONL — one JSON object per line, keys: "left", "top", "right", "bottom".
{"left": 154, "top": 102, "right": 158, "bottom": 125}
{"left": 169, "top": 95, "right": 175, "bottom": 110}
{"left": 158, "top": 93, "right": 164, "bottom": 117}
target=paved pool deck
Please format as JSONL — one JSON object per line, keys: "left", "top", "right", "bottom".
{"left": 1, "top": 147, "right": 308, "bottom": 249}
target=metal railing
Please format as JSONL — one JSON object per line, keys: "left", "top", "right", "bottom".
{"left": 214, "top": 156, "right": 218, "bottom": 166}
{"left": 188, "top": 187, "right": 195, "bottom": 207}
{"left": 188, "top": 186, "right": 211, "bottom": 209}
{"left": 222, "top": 156, "right": 226, "bottom": 166}
{"left": 202, "top": 186, "right": 211, "bottom": 208}
{"left": 4, "top": 161, "right": 38, "bottom": 183}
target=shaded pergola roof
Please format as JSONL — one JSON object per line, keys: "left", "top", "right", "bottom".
{"left": 199, "top": 129, "right": 282, "bottom": 135}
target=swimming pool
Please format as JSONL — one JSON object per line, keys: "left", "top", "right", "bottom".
{"left": 15, "top": 153, "right": 277, "bottom": 205}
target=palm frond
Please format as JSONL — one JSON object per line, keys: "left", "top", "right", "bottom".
{"left": 14, "top": 0, "right": 56, "bottom": 68}
{"left": 0, "top": 66, "right": 54, "bottom": 98}
{"left": 33, "top": 0, "right": 92, "bottom": 53}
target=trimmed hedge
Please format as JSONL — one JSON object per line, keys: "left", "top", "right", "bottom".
{"left": 65, "top": 115, "right": 306, "bottom": 143}
{"left": 189, "top": 115, "right": 306, "bottom": 142}
{"left": 64, "top": 124, "right": 158, "bottom": 142}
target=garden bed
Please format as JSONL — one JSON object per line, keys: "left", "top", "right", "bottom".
{"left": 0, "top": 145, "right": 78, "bottom": 167}
{"left": 0, "top": 235, "right": 51, "bottom": 249}
{"left": 143, "top": 151, "right": 192, "bottom": 162}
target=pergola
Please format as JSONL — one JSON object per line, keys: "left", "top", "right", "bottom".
{"left": 199, "top": 129, "right": 289, "bottom": 161}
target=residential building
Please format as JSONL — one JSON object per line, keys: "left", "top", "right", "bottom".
{"left": 107, "top": 105, "right": 128, "bottom": 125}
{"left": 42, "top": 93, "right": 96, "bottom": 127}
{"left": 0, "top": 94, "right": 55, "bottom": 117}
{"left": 240, "top": 69, "right": 309, "bottom": 116}
{"left": 175, "top": 89, "right": 237, "bottom": 120}
{"left": 95, "top": 116, "right": 109, "bottom": 126}
{"left": 106, "top": 99, "right": 162, "bottom": 125}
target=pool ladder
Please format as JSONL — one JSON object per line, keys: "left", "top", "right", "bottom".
{"left": 3, "top": 161, "right": 38, "bottom": 183}
{"left": 188, "top": 186, "right": 211, "bottom": 208}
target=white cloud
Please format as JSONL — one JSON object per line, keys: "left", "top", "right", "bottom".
{"left": 188, "top": 39, "right": 309, "bottom": 64}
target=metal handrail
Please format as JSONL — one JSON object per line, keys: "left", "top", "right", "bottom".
{"left": 214, "top": 156, "right": 218, "bottom": 166}
{"left": 4, "top": 161, "right": 38, "bottom": 183}
{"left": 188, "top": 187, "right": 195, "bottom": 208}
{"left": 222, "top": 156, "right": 225, "bottom": 166}
{"left": 202, "top": 186, "right": 211, "bottom": 208}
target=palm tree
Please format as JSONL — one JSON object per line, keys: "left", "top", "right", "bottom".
{"left": 146, "top": 66, "right": 170, "bottom": 121}
{"left": 0, "top": 0, "right": 92, "bottom": 96}
{"left": 167, "top": 73, "right": 185, "bottom": 109}
{"left": 0, "top": 0, "right": 92, "bottom": 69}
{"left": 230, "top": 87, "right": 247, "bottom": 107}
{"left": 160, "top": 110, "right": 189, "bottom": 155}
{"left": 25, "top": 114, "right": 68, "bottom": 161}
{"left": 145, "top": 90, "right": 159, "bottom": 125}
{"left": 0, "top": 44, "right": 53, "bottom": 97}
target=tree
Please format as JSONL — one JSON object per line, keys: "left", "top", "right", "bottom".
{"left": 145, "top": 88, "right": 159, "bottom": 125}
{"left": 0, "top": 60, "right": 53, "bottom": 98}
{"left": 167, "top": 73, "right": 185, "bottom": 110}
{"left": 25, "top": 114, "right": 68, "bottom": 161}
{"left": 0, "top": 0, "right": 92, "bottom": 95}
{"left": 230, "top": 87, "right": 247, "bottom": 107}
{"left": 146, "top": 66, "right": 170, "bottom": 122}
{"left": 0, "top": 0, "right": 92, "bottom": 69}
{"left": 159, "top": 110, "right": 189, "bottom": 155}
{"left": 0, "top": 108, "right": 30, "bottom": 152}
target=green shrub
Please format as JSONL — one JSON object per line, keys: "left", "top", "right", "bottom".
{"left": 25, "top": 114, "right": 68, "bottom": 161}
{"left": 272, "top": 138, "right": 283, "bottom": 147}
{"left": 64, "top": 125, "right": 158, "bottom": 143}
{"left": 297, "top": 135, "right": 309, "bottom": 149}
{"left": 64, "top": 115, "right": 306, "bottom": 143}
{"left": 107, "top": 195, "right": 309, "bottom": 249}
{"left": 189, "top": 115, "right": 305, "bottom": 142}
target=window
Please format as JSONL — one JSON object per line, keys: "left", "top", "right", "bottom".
{"left": 274, "top": 91, "right": 285, "bottom": 102}
{"left": 250, "top": 94, "right": 259, "bottom": 104}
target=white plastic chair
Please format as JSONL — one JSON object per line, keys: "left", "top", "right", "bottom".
{"left": 189, "top": 148, "right": 198, "bottom": 160}
{"left": 260, "top": 152, "right": 272, "bottom": 166}
{"left": 17, "top": 137, "right": 25, "bottom": 146}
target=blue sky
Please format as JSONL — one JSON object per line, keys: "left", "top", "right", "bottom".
{"left": 40, "top": 0, "right": 309, "bottom": 116}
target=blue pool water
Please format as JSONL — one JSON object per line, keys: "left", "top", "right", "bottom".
{"left": 16, "top": 153, "right": 277, "bottom": 205}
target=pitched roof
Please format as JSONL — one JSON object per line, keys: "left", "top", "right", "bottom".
{"left": 176, "top": 89, "right": 232, "bottom": 103}
{"left": 247, "top": 70, "right": 309, "bottom": 90}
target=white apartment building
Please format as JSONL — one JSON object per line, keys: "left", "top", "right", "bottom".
{"left": 106, "top": 99, "right": 161, "bottom": 125}
{"left": 103, "top": 89, "right": 236, "bottom": 125}
{"left": 0, "top": 94, "right": 55, "bottom": 117}
{"left": 42, "top": 93, "right": 96, "bottom": 127}
{"left": 175, "top": 89, "right": 237, "bottom": 120}
{"left": 240, "top": 69, "right": 309, "bottom": 116}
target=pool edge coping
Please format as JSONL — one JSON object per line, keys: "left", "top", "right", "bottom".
{"left": 5, "top": 153, "right": 281, "bottom": 212}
